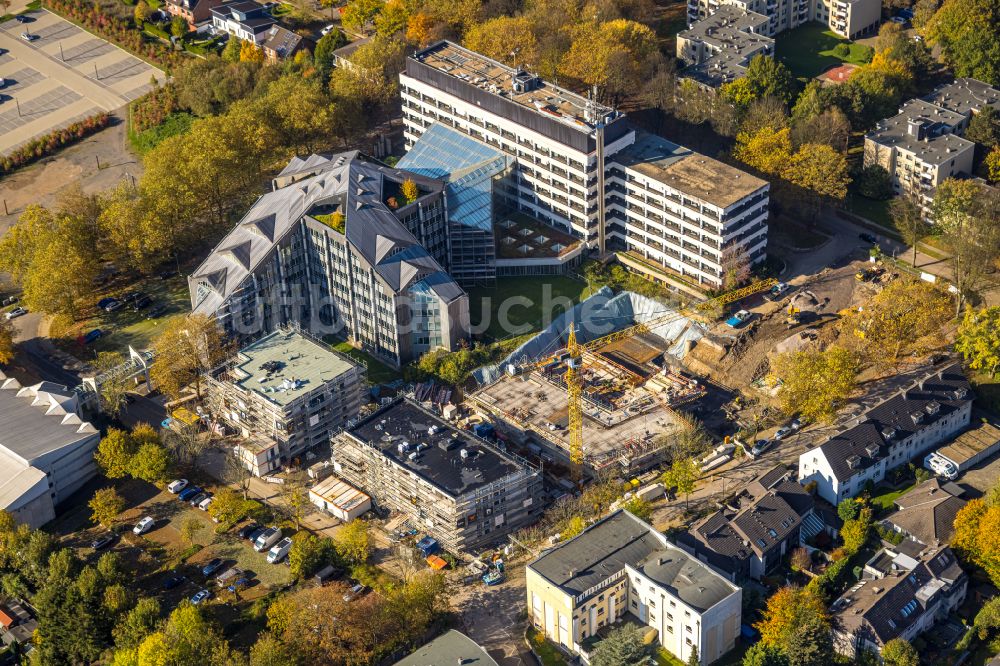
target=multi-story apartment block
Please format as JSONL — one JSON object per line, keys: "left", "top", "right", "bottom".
{"left": 0, "top": 373, "right": 100, "bottom": 528}
{"left": 864, "top": 100, "right": 976, "bottom": 201}
{"left": 400, "top": 41, "right": 770, "bottom": 289}
{"left": 209, "top": 0, "right": 276, "bottom": 44}
{"left": 865, "top": 78, "right": 1000, "bottom": 206}
{"left": 676, "top": 6, "right": 774, "bottom": 89}
{"left": 798, "top": 364, "right": 972, "bottom": 506}
{"left": 188, "top": 151, "right": 470, "bottom": 369}
{"left": 204, "top": 330, "right": 367, "bottom": 476}
{"left": 686, "top": 0, "right": 878, "bottom": 39}
{"left": 527, "top": 510, "right": 741, "bottom": 664}
{"left": 608, "top": 131, "right": 769, "bottom": 289}
{"left": 330, "top": 397, "right": 544, "bottom": 552}
{"left": 677, "top": 466, "right": 817, "bottom": 582}
{"left": 833, "top": 543, "right": 966, "bottom": 658}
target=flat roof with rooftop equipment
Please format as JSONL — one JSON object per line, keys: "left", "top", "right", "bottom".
{"left": 230, "top": 331, "right": 361, "bottom": 407}
{"left": 345, "top": 398, "right": 534, "bottom": 498}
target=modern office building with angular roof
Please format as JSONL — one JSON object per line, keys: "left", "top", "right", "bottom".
{"left": 188, "top": 151, "right": 470, "bottom": 369}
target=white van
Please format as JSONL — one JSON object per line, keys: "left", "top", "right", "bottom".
{"left": 253, "top": 527, "right": 282, "bottom": 553}
{"left": 924, "top": 452, "right": 959, "bottom": 480}
{"left": 266, "top": 537, "right": 293, "bottom": 564}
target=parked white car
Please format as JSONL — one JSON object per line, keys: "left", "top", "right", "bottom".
{"left": 266, "top": 537, "right": 293, "bottom": 564}
{"left": 198, "top": 496, "right": 214, "bottom": 511}
{"left": 133, "top": 516, "right": 155, "bottom": 535}
{"left": 167, "top": 479, "right": 189, "bottom": 494}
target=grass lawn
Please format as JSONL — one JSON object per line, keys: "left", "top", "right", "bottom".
{"left": 871, "top": 481, "right": 916, "bottom": 511}
{"left": 655, "top": 647, "right": 686, "bottom": 666}
{"left": 331, "top": 341, "right": 402, "bottom": 385}
{"left": 775, "top": 22, "right": 873, "bottom": 79}
{"left": 49, "top": 275, "right": 192, "bottom": 360}
{"left": 847, "top": 193, "right": 894, "bottom": 231}
{"left": 525, "top": 627, "right": 569, "bottom": 666}
{"left": 468, "top": 275, "right": 593, "bottom": 342}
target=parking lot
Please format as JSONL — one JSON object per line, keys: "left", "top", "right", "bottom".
{"left": 0, "top": 9, "right": 164, "bottom": 153}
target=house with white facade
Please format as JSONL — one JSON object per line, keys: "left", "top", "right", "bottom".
{"left": 526, "top": 510, "right": 741, "bottom": 664}
{"left": 798, "top": 364, "right": 972, "bottom": 506}
{"left": 210, "top": 0, "right": 276, "bottom": 44}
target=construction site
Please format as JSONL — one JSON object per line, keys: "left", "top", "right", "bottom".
{"left": 470, "top": 283, "right": 774, "bottom": 476}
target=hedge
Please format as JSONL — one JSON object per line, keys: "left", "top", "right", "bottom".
{"left": 1, "top": 113, "right": 112, "bottom": 175}
{"left": 44, "top": 0, "right": 183, "bottom": 69}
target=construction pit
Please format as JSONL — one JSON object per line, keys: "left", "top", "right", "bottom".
{"left": 470, "top": 288, "right": 708, "bottom": 476}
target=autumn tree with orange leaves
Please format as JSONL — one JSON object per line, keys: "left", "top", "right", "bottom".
{"left": 755, "top": 586, "right": 832, "bottom": 666}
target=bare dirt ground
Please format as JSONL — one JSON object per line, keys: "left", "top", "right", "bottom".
{"left": 0, "top": 111, "right": 139, "bottom": 233}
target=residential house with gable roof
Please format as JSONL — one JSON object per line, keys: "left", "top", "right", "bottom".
{"left": 798, "top": 364, "right": 972, "bottom": 505}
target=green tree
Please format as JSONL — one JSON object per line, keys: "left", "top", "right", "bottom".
{"left": 743, "top": 643, "right": 789, "bottom": 666}
{"left": 0, "top": 317, "right": 13, "bottom": 366}
{"left": 96, "top": 429, "right": 138, "bottom": 479}
{"left": 334, "top": 519, "right": 370, "bottom": 565}
{"left": 756, "top": 587, "right": 831, "bottom": 665}
{"left": 133, "top": 602, "right": 242, "bottom": 665}
{"left": 464, "top": 16, "right": 538, "bottom": 66}
{"left": 95, "top": 351, "right": 132, "bottom": 417}
{"left": 925, "top": 0, "right": 1000, "bottom": 85}
{"left": 841, "top": 507, "right": 873, "bottom": 554}
{"left": 974, "top": 595, "right": 1000, "bottom": 638}
{"left": 772, "top": 347, "right": 859, "bottom": 423}
{"left": 589, "top": 624, "right": 648, "bottom": 666}
{"left": 856, "top": 164, "right": 894, "bottom": 200}
{"left": 133, "top": 1, "right": 152, "bottom": 25}
{"left": 727, "top": 54, "right": 798, "bottom": 108}
{"left": 170, "top": 15, "right": 188, "bottom": 39}
{"left": 207, "top": 488, "right": 252, "bottom": 526}
{"left": 222, "top": 36, "right": 241, "bottom": 62}
{"left": 180, "top": 516, "right": 204, "bottom": 546}
{"left": 966, "top": 106, "right": 1000, "bottom": 148}
{"left": 956, "top": 306, "right": 1000, "bottom": 376}
{"left": 89, "top": 487, "right": 126, "bottom": 528}
{"left": 150, "top": 314, "right": 232, "bottom": 400}
{"left": 986, "top": 145, "right": 1000, "bottom": 183}
{"left": 933, "top": 179, "right": 1000, "bottom": 312}
{"left": 313, "top": 30, "right": 347, "bottom": 81}
{"left": 734, "top": 126, "right": 793, "bottom": 175}
{"left": 128, "top": 442, "right": 172, "bottom": 485}
{"left": 288, "top": 533, "right": 336, "bottom": 579}
{"left": 881, "top": 638, "right": 919, "bottom": 666}
{"left": 113, "top": 598, "right": 162, "bottom": 651}
{"left": 837, "top": 497, "right": 863, "bottom": 522}
{"left": 662, "top": 456, "right": 699, "bottom": 510}
{"left": 782, "top": 143, "right": 851, "bottom": 204}
{"left": 559, "top": 19, "right": 658, "bottom": 105}
{"left": 621, "top": 497, "right": 653, "bottom": 522}
{"left": 341, "top": 0, "right": 383, "bottom": 33}
{"left": 686, "top": 644, "right": 700, "bottom": 666}
{"left": 250, "top": 634, "right": 298, "bottom": 666}
{"left": 890, "top": 194, "right": 929, "bottom": 267}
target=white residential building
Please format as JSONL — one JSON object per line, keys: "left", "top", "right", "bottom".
{"left": 526, "top": 510, "right": 741, "bottom": 665}
{"left": 686, "top": 0, "right": 879, "bottom": 39}
{"left": 798, "top": 364, "right": 972, "bottom": 506}
{"left": 400, "top": 41, "right": 770, "bottom": 290}
{"left": 864, "top": 78, "right": 1000, "bottom": 206}
{"left": 0, "top": 373, "right": 100, "bottom": 528}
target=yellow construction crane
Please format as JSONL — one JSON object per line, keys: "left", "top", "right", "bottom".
{"left": 532, "top": 278, "right": 777, "bottom": 478}
{"left": 565, "top": 327, "right": 584, "bottom": 471}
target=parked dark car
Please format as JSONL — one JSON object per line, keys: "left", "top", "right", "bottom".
{"left": 121, "top": 291, "right": 142, "bottom": 303}
{"left": 163, "top": 574, "right": 186, "bottom": 590}
{"left": 83, "top": 329, "right": 103, "bottom": 344}
{"left": 157, "top": 269, "right": 177, "bottom": 280}
{"left": 238, "top": 523, "right": 261, "bottom": 540}
{"left": 132, "top": 296, "right": 153, "bottom": 311}
{"left": 188, "top": 492, "right": 208, "bottom": 507}
{"left": 146, "top": 304, "right": 168, "bottom": 319}
{"left": 90, "top": 534, "right": 115, "bottom": 550}
{"left": 178, "top": 487, "right": 202, "bottom": 502}
{"left": 201, "top": 558, "right": 225, "bottom": 577}
{"left": 247, "top": 527, "right": 266, "bottom": 544}
{"left": 858, "top": 232, "right": 878, "bottom": 244}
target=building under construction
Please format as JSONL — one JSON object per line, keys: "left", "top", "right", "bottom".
{"left": 470, "top": 288, "right": 710, "bottom": 475}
